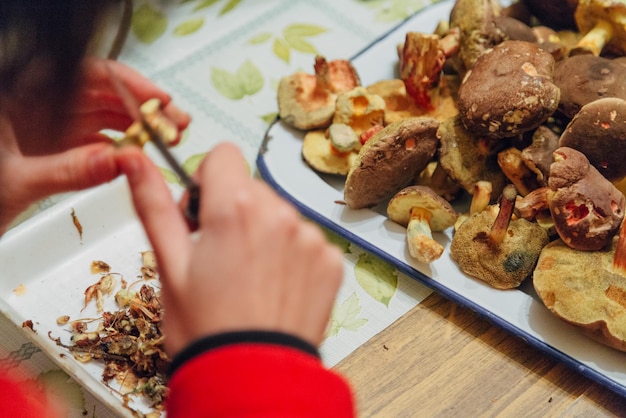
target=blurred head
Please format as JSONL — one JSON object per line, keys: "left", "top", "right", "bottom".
{"left": 0, "top": 1, "right": 107, "bottom": 132}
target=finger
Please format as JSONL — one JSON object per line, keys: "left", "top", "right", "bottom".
{"left": 69, "top": 89, "right": 190, "bottom": 134}
{"left": 15, "top": 143, "right": 120, "bottom": 200}
{"left": 198, "top": 142, "right": 251, "bottom": 221}
{"left": 60, "top": 111, "right": 134, "bottom": 145}
{"left": 115, "top": 146, "right": 191, "bottom": 283}
{"left": 80, "top": 58, "right": 172, "bottom": 105}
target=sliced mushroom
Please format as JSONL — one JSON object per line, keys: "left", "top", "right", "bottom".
{"left": 559, "top": 97, "right": 626, "bottom": 181}
{"left": 451, "top": 184, "right": 550, "bottom": 289}
{"left": 571, "top": 0, "right": 626, "bottom": 56}
{"left": 344, "top": 117, "right": 439, "bottom": 209}
{"left": 457, "top": 40, "right": 560, "bottom": 139}
{"left": 387, "top": 186, "right": 457, "bottom": 263}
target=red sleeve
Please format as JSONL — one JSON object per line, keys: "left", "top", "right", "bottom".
{"left": 166, "top": 343, "right": 355, "bottom": 417}
{"left": 0, "top": 375, "right": 63, "bottom": 418}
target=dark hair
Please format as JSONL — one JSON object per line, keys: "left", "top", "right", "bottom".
{"left": 0, "top": 1, "right": 108, "bottom": 129}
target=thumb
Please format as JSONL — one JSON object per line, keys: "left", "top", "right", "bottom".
{"left": 0, "top": 143, "right": 120, "bottom": 235}
{"left": 17, "top": 143, "right": 120, "bottom": 201}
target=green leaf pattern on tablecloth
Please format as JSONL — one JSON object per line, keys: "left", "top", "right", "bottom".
{"left": 193, "top": 0, "right": 243, "bottom": 15}
{"left": 174, "top": 17, "right": 205, "bottom": 36}
{"left": 322, "top": 227, "right": 352, "bottom": 254}
{"left": 249, "top": 24, "right": 326, "bottom": 63}
{"left": 328, "top": 292, "right": 368, "bottom": 337}
{"left": 38, "top": 370, "right": 85, "bottom": 412}
{"left": 132, "top": 3, "right": 168, "bottom": 45}
{"left": 182, "top": 153, "right": 207, "bottom": 175}
{"left": 355, "top": 252, "right": 398, "bottom": 307}
{"left": 132, "top": 0, "right": 244, "bottom": 45}
{"left": 354, "top": 0, "right": 429, "bottom": 21}
{"left": 211, "top": 60, "right": 264, "bottom": 99}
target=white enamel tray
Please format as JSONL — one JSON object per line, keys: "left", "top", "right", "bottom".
{"left": 257, "top": 0, "right": 626, "bottom": 399}
{"left": 0, "top": 179, "right": 159, "bottom": 417}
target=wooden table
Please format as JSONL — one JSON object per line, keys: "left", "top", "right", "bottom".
{"left": 336, "top": 292, "right": 626, "bottom": 417}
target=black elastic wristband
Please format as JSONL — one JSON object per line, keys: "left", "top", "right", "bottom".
{"left": 168, "top": 330, "right": 320, "bottom": 377}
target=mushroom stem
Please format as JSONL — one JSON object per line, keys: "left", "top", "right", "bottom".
{"left": 612, "top": 221, "right": 626, "bottom": 277}
{"left": 121, "top": 98, "right": 177, "bottom": 147}
{"left": 516, "top": 186, "right": 553, "bottom": 221}
{"left": 400, "top": 32, "right": 446, "bottom": 111}
{"left": 470, "top": 181, "right": 493, "bottom": 215}
{"left": 571, "top": 19, "right": 614, "bottom": 56}
{"left": 489, "top": 184, "right": 518, "bottom": 246}
{"left": 407, "top": 207, "right": 444, "bottom": 263}
{"left": 313, "top": 55, "right": 331, "bottom": 91}
{"left": 440, "top": 27, "right": 461, "bottom": 58}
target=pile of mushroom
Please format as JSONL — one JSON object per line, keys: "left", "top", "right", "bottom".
{"left": 275, "top": 0, "right": 626, "bottom": 350}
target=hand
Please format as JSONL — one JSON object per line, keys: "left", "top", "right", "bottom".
{"left": 117, "top": 142, "right": 344, "bottom": 357}
{"left": 0, "top": 58, "right": 190, "bottom": 235}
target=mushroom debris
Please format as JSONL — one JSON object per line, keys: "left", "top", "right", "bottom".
{"left": 50, "top": 253, "right": 168, "bottom": 413}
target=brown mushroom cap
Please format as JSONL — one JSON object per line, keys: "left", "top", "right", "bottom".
{"left": 522, "top": 0, "right": 579, "bottom": 31}
{"left": 553, "top": 55, "right": 626, "bottom": 118}
{"left": 344, "top": 117, "right": 439, "bottom": 209}
{"left": 438, "top": 115, "right": 508, "bottom": 198}
{"left": 457, "top": 40, "right": 560, "bottom": 139}
{"left": 450, "top": 204, "right": 549, "bottom": 289}
{"left": 493, "top": 16, "right": 537, "bottom": 43}
{"left": 533, "top": 235, "right": 626, "bottom": 352}
{"left": 548, "top": 146, "right": 625, "bottom": 251}
{"left": 387, "top": 185, "right": 457, "bottom": 230}
{"left": 521, "top": 125, "right": 561, "bottom": 186}
{"left": 559, "top": 97, "right": 626, "bottom": 181}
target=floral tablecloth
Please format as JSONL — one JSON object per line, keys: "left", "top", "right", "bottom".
{"left": 2, "top": 0, "right": 440, "bottom": 415}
